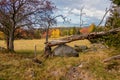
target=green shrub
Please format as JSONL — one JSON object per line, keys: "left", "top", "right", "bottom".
{"left": 103, "top": 32, "right": 120, "bottom": 47}
{"left": 90, "top": 31, "right": 120, "bottom": 48}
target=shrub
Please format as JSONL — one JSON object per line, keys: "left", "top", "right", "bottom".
{"left": 103, "top": 32, "right": 120, "bottom": 47}
{"left": 91, "top": 32, "right": 120, "bottom": 48}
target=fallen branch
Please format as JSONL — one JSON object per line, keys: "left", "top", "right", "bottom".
{"left": 46, "top": 27, "right": 120, "bottom": 47}
{"left": 103, "top": 55, "right": 120, "bottom": 62}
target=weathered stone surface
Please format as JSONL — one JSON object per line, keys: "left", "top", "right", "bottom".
{"left": 74, "top": 45, "right": 88, "bottom": 52}
{"left": 53, "top": 44, "right": 79, "bottom": 57}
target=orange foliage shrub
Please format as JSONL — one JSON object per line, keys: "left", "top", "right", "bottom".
{"left": 80, "top": 23, "right": 95, "bottom": 34}
{"left": 41, "top": 30, "right": 52, "bottom": 38}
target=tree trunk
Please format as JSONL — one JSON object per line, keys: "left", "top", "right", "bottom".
{"left": 44, "top": 22, "right": 52, "bottom": 57}
{"left": 103, "top": 55, "right": 120, "bottom": 62}
{"left": 46, "top": 27, "right": 49, "bottom": 43}
{"left": 8, "top": 30, "right": 14, "bottom": 52}
{"left": 6, "top": 37, "right": 9, "bottom": 50}
{"left": 44, "top": 45, "right": 52, "bottom": 58}
{"left": 97, "top": 9, "right": 110, "bottom": 27}
{"left": 45, "top": 23, "right": 50, "bottom": 43}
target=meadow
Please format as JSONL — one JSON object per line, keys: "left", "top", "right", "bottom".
{"left": 0, "top": 39, "right": 120, "bottom": 80}
{"left": 0, "top": 39, "right": 91, "bottom": 56}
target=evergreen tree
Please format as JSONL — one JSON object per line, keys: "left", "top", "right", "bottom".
{"left": 111, "top": 0, "right": 120, "bottom": 6}
{"left": 106, "top": 0, "right": 120, "bottom": 28}
{"left": 103, "top": 0, "right": 120, "bottom": 47}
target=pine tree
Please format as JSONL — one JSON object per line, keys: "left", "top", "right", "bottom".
{"left": 103, "top": 0, "right": 120, "bottom": 47}
{"left": 111, "top": 0, "right": 120, "bottom": 6}
{"left": 106, "top": 0, "right": 120, "bottom": 29}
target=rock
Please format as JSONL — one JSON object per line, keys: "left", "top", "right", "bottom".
{"left": 53, "top": 44, "right": 79, "bottom": 57}
{"left": 74, "top": 45, "right": 88, "bottom": 52}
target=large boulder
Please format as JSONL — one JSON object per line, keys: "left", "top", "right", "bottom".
{"left": 53, "top": 44, "right": 79, "bottom": 57}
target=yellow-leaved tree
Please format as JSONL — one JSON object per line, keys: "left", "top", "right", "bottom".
{"left": 51, "top": 29, "right": 60, "bottom": 38}
{"left": 88, "top": 23, "right": 95, "bottom": 33}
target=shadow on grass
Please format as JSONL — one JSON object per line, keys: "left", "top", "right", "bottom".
{"left": 15, "top": 50, "right": 44, "bottom": 58}
{"left": 0, "top": 79, "right": 5, "bottom": 80}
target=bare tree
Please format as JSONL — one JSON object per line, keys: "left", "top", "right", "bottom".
{"left": 0, "top": 0, "right": 55, "bottom": 51}
{"left": 97, "top": 2, "right": 112, "bottom": 27}
{"left": 68, "top": 7, "right": 85, "bottom": 27}
{"left": 42, "top": 14, "right": 66, "bottom": 57}
{"left": 79, "top": 6, "right": 85, "bottom": 27}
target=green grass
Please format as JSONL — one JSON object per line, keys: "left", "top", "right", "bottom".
{"left": 0, "top": 39, "right": 120, "bottom": 80}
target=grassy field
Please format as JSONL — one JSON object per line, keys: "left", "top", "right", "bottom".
{"left": 0, "top": 39, "right": 45, "bottom": 51}
{"left": 0, "top": 39, "right": 91, "bottom": 56}
{"left": 0, "top": 39, "right": 120, "bottom": 80}
{"left": 0, "top": 39, "right": 91, "bottom": 50}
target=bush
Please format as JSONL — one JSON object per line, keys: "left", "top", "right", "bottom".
{"left": 92, "top": 32, "right": 120, "bottom": 48}
{"left": 102, "top": 32, "right": 120, "bottom": 47}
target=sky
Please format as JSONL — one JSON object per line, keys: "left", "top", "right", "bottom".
{"left": 50, "top": 0, "right": 112, "bottom": 27}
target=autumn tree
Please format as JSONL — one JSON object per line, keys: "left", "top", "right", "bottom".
{"left": 80, "top": 23, "right": 95, "bottom": 34}
{"left": 42, "top": 14, "right": 65, "bottom": 44}
{"left": 51, "top": 29, "right": 60, "bottom": 38}
{"left": 0, "top": 0, "right": 55, "bottom": 51}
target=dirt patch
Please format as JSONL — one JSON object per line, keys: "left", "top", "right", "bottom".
{"left": 65, "top": 63, "right": 95, "bottom": 80}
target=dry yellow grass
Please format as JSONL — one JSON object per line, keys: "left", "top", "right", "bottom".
{"left": 0, "top": 40, "right": 5, "bottom": 47}
{"left": 0, "top": 39, "right": 91, "bottom": 51}
{"left": 0, "top": 46, "right": 119, "bottom": 80}
{"left": 0, "top": 39, "right": 45, "bottom": 51}
{"left": 0, "top": 39, "right": 120, "bottom": 80}
{"left": 14, "top": 39, "right": 45, "bottom": 51}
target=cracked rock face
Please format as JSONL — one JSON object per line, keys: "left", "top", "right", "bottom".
{"left": 53, "top": 44, "right": 79, "bottom": 57}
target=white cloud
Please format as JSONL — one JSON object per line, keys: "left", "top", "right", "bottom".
{"left": 67, "top": 8, "right": 105, "bottom": 19}
{"left": 84, "top": 8, "right": 105, "bottom": 19}
{"left": 51, "top": 0, "right": 111, "bottom": 26}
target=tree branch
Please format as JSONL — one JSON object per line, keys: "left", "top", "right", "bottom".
{"left": 103, "top": 55, "right": 120, "bottom": 62}
{"left": 46, "top": 27, "right": 120, "bottom": 47}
